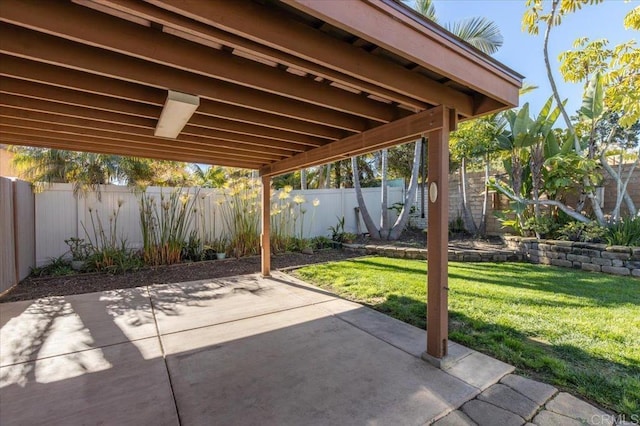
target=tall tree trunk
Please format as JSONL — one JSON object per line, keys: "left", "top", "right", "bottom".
{"left": 479, "top": 152, "right": 490, "bottom": 236}
{"left": 543, "top": 0, "right": 605, "bottom": 224}
{"left": 388, "top": 141, "right": 422, "bottom": 240}
{"left": 318, "top": 164, "right": 331, "bottom": 189}
{"left": 352, "top": 156, "right": 381, "bottom": 239}
{"left": 300, "top": 169, "right": 307, "bottom": 190}
{"left": 460, "top": 157, "right": 477, "bottom": 234}
{"left": 380, "top": 149, "right": 390, "bottom": 239}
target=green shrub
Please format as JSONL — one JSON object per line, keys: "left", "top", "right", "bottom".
{"left": 522, "top": 215, "right": 562, "bottom": 239}
{"left": 30, "top": 256, "right": 74, "bottom": 277}
{"left": 557, "top": 221, "right": 608, "bottom": 243}
{"left": 606, "top": 215, "right": 640, "bottom": 246}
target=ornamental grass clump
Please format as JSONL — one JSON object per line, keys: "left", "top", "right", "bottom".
{"left": 220, "top": 178, "right": 261, "bottom": 258}
{"left": 82, "top": 199, "right": 139, "bottom": 273}
{"left": 139, "top": 188, "right": 199, "bottom": 266}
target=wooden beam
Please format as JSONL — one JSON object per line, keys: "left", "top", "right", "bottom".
{"left": 148, "top": 0, "right": 475, "bottom": 116}
{"left": 95, "top": 0, "right": 428, "bottom": 111}
{"left": 0, "top": 55, "right": 347, "bottom": 140}
{"left": 425, "top": 108, "right": 451, "bottom": 360}
{"left": 261, "top": 175, "right": 271, "bottom": 277}
{"left": 0, "top": 75, "right": 328, "bottom": 147}
{"left": 0, "top": 0, "right": 400, "bottom": 123}
{"left": 0, "top": 125, "right": 282, "bottom": 162}
{"left": 0, "top": 25, "right": 368, "bottom": 132}
{"left": 0, "top": 134, "right": 263, "bottom": 169}
{"left": 0, "top": 109, "right": 300, "bottom": 157}
{"left": 0, "top": 91, "right": 318, "bottom": 152}
{"left": 261, "top": 107, "right": 445, "bottom": 176}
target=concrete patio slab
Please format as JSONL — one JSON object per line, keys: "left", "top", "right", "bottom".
{"left": 163, "top": 301, "right": 478, "bottom": 426}
{"left": 0, "top": 287, "right": 155, "bottom": 366}
{"left": 150, "top": 274, "right": 328, "bottom": 335}
{"left": 0, "top": 338, "right": 178, "bottom": 426}
{"left": 0, "top": 272, "right": 607, "bottom": 425}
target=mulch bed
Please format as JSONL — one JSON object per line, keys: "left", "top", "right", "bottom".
{"left": 0, "top": 250, "right": 362, "bottom": 303}
{"left": 1, "top": 232, "right": 507, "bottom": 303}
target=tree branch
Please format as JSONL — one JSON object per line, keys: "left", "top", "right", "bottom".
{"left": 491, "top": 179, "right": 591, "bottom": 223}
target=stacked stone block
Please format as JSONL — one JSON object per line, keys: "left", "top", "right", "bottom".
{"left": 505, "top": 236, "right": 638, "bottom": 277}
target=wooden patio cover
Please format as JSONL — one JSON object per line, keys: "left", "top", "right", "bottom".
{"left": 0, "top": 0, "right": 522, "bottom": 361}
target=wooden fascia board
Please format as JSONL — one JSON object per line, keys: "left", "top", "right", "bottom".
{"left": 261, "top": 106, "right": 445, "bottom": 176}
{"left": 0, "top": 25, "right": 368, "bottom": 132}
{"left": 0, "top": 79, "right": 324, "bottom": 148}
{"left": 283, "top": 0, "right": 521, "bottom": 109}
{"left": 0, "top": 0, "right": 399, "bottom": 123}
{"left": 94, "top": 0, "right": 427, "bottom": 111}
{"left": 0, "top": 134, "right": 260, "bottom": 168}
{"left": 148, "top": 0, "right": 475, "bottom": 117}
{"left": 0, "top": 55, "right": 346, "bottom": 140}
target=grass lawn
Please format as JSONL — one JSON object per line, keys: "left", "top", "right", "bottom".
{"left": 293, "top": 257, "right": 640, "bottom": 416}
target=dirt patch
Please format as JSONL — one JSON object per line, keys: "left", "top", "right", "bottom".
{"left": 358, "top": 227, "right": 506, "bottom": 251}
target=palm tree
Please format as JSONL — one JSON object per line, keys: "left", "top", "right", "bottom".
{"left": 353, "top": 0, "right": 505, "bottom": 240}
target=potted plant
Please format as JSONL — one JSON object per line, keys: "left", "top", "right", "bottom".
{"left": 212, "top": 236, "right": 228, "bottom": 260}
{"left": 65, "top": 237, "right": 89, "bottom": 271}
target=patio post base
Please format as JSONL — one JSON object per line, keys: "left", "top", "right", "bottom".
{"left": 421, "top": 351, "right": 463, "bottom": 370}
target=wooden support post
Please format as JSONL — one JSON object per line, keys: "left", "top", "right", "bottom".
{"left": 425, "top": 107, "right": 452, "bottom": 360}
{"left": 261, "top": 175, "right": 271, "bottom": 277}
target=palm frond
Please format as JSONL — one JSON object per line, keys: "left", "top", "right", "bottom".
{"left": 413, "top": 0, "right": 438, "bottom": 22}
{"left": 445, "top": 17, "right": 504, "bottom": 55}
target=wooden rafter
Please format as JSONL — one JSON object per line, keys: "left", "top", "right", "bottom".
{"left": 0, "top": 79, "right": 325, "bottom": 148}
{"left": 0, "top": 55, "right": 348, "bottom": 140}
{"left": 0, "top": 24, "right": 369, "bottom": 132}
{"left": 1, "top": 0, "right": 401, "bottom": 123}
{"left": 148, "top": 0, "right": 476, "bottom": 117}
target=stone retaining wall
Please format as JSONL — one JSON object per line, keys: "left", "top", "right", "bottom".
{"left": 504, "top": 236, "right": 639, "bottom": 277}
{"left": 343, "top": 244, "right": 522, "bottom": 263}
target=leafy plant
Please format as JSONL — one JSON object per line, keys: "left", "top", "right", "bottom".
{"left": 329, "top": 216, "right": 346, "bottom": 243}
{"left": 558, "top": 221, "right": 607, "bottom": 243}
{"left": 311, "top": 236, "right": 332, "bottom": 250}
{"left": 64, "top": 237, "right": 89, "bottom": 261}
{"left": 139, "top": 188, "right": 198, "bottom": 266}
{"left": 448, "top": 216, "right": 466, "bottom": 235}
{"left": 30, "top": 256, "right": 74, "bottom": 277}
{"left": 606, "top": 215, "right": 640, "bottom": 246}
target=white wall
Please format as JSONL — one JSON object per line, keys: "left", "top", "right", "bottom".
{"left": 35, "top": 184, "right": 403, "bottom": 266}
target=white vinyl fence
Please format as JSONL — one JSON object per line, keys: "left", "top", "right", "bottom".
{"left": 35, "top": 183, "right": 403, "bottom": 266}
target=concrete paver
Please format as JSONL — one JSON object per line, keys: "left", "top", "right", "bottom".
{"left": 433, "top": 410, "right": 477, "bottom": 425}
{"left": 478, "top": 383, "right": 540, "bottom": 421}
{"left": 445, "top": 351, "right": 514, "bottom": 391}
{"left": 544, "top": 393, "right": 614, "bottom": 426}
{"left": 532, "top": 410, "right": 585, "bottom": 426}
{"left": 462, "top": 399, "right": 525, "bottom": 426}
{"left": 500, "top": 374, "right": 557, "bottom": 406}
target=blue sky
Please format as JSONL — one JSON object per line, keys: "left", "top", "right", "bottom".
{"left": 423, "top": 0, "right": 636, "bottom": 117}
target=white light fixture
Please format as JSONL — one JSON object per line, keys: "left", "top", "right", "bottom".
{"left": 154, "top": 90, "right": 200, "bottom": 139}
